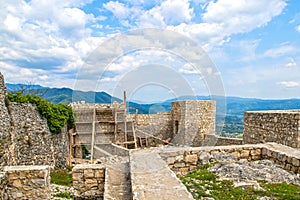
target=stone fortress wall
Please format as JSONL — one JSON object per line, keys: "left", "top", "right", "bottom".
{"left": 0, "top": 72, "right": 70, "bottom": 169}
{"left": 243, "top": 110, "right": 300, "bottom": 148}
{"left": 1, "top": 71, "right": 300, "bottom": 199}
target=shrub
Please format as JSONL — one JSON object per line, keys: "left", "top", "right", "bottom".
{"left": 8, "top": 92, "right": 74, "bottom": 134}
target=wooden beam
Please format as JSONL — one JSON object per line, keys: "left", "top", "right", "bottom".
{"left": 132, "top": 122, "right": 137, "bottom": 149}
{"left": 90, "top": 106, "right": 96, "bottom": 163}
{"left": 123, "top": 91, "right": 128, "bottom": 148}
{"left": 69, "top": 129, "right": 73, "bottom": 166}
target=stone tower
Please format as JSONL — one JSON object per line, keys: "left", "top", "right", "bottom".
{"left": 171, "top": 100, "right": 216, "bottom": 146}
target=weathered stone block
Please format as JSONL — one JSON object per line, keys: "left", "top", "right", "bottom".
{"left": 292, "top": 158, "right": 300, "bottom": 167}
{"left": 166, "top": 157, "right": 176, "bottom": 164}
{"left": 94, "top": 170, "right": 104, "bottom": 178}
{"left": 84, "top": 169, "right": 94, "bottom": 178}
{"left": 174, "top": 162, "right": 185, "bottom": 168}
{"left": 184, "top": 154, "right": 198, "bottom": 163}
{"left": 231, "top": 151, "right": 240, "bottom": 158}
{"left": 240, "top": 150, "right": 250, "bottom": 158}
{"left": 179, "top": 167, "right": 189, "bottom": 173}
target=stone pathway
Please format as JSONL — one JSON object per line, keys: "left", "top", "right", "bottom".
{"left": 130, "top": 151, "right": 194, "bottom": 200}
{"left": 104, "top": 162, "right": 132, "bottom": 200}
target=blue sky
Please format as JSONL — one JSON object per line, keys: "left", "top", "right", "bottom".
{"left": 1, "top": 0, "right": 300, "bottom": 102}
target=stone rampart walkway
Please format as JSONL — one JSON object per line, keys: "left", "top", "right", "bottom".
{"left": 130, "top": 151, "right": 194, "bottom": 200}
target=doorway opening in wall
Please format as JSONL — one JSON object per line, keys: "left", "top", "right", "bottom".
{"left": 174, "top": 120, "right": 179, "bottom": 136}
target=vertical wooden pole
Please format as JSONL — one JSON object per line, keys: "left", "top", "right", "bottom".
{"left": 69, "top": 129, "right": 73, "bottom": 166}
{"left": 132, "top": 122, "right": 137, "bottom": 149}
{"left": 123, "top": 91, "right": 128, "bottom": 148}
{"left": 135, "top": 108, "right": 138, "bottom": 123}
{"left": 90, "top": 106, "right": 96, "bottom": 163}
{"left": 114, "top": 108, "right": 117, "bottom": 142}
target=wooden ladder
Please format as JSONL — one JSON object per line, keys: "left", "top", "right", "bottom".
{"left": 113, "top": 91, "right": 137, "bottom": 149}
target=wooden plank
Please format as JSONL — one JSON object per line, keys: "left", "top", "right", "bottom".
{"left": 123, "top": 91, "right": 128, "bottom": 148}
{"left": 90, "top": 105, "right": 96, "bottom": 163}
{"left": 132, "top": 122, "right": 137, "bottom": 148}
{"left": 114, "top": 108, "right": 117, "bottom": 142}
{"left": 69, "top": 129, "right": 73, "bottom": 166}
{"left": 116, "top": 141, "right": 136, "bottom": 145}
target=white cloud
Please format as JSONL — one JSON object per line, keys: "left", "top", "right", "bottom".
{"left": 0, "top": 0, "right": 111, "bottom": 91}
{"left": 169, "top": 0, "right": 287, "bottom": 50}
{"left": 285, "top": 58, "right": 297, "bottom": 68}
{"left": 277, "top": 81, "right": 299, "bottom": 88}
{"left": 104, "top": 0, "right": 194, "bottom": 28}
{"left": 296, "top": 25, "right": 300, "bottom": 32}
{"left": 263, "top": 45, "right": 296, "bottom": 58}
{"left": 103, "top": 1, "right": 132, "bottom": 19}
{"left": 3, "top": 14, "right": 21, "bottom": 31}
{"left": 149, "top": 0, "right": 193, "bottom": 25}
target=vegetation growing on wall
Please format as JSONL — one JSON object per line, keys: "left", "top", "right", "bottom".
{"left": 8, "top": 92, "right": 74, "bottom": 134}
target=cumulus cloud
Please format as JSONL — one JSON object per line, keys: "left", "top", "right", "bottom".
{"left": 168, "top": 0, "right": 286, "bottom": 50}
{"left": 0, "top": 0, "right": 103, "bottom": 87}
{"left": 0, "top": 0, "right": 293, "bottom": 98}
{"left": 277, "top": 81, "right": 299, "bottom": 88}
{"left": 285, "top": 58, "right": 297, "bottom": 68}
{"left": 139, "top": 0, "right": 193, "bottom": 26}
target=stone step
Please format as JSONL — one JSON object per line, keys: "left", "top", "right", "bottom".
{"left": 104, "top": 162, "right": 132, "bottom": 200}
{"left": 129, "top": 151, "right": 194, "bottom": 200}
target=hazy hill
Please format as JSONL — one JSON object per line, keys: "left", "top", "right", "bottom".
{"left": 7, "top": 83, "right": 300, "bottom": 135}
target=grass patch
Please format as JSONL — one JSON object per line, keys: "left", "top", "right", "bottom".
{"left": 180, "top": 163, "right": 300, "bottom": 200}
{"left": 51, "top": 168, "right": 72, "bottom": 187}
{"left": 259, "top": 181, "right": 300, "bottom": 200}
{"left": 53, "top": 192, "right": 73, "bottom": 199}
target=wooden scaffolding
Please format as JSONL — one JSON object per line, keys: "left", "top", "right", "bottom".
{"left": 113, "top": 91, "right": 137, "bottom": 149}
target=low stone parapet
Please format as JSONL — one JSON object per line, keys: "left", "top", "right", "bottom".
{"left": 203, "top": 134, "right": 243, "bottom": 146}
{"left": 72, "top": 164, "right": 105, "bottom": 199}
{"left": 3, "top": 165, "right": 50, "bottom": 199}
{"left": 159, "top": 143, "right": 300, "bottom": 176}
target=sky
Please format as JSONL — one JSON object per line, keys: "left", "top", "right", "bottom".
{"left": 1, "top": 0, "right": 300, "bottom": 102}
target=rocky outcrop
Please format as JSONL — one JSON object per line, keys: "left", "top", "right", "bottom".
{"left": 208, "top": 153, "right": 300, "bottom": 187}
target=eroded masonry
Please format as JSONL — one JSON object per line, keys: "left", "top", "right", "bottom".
{"left": 0, "top": 72, "right": 299, "bottom": 200}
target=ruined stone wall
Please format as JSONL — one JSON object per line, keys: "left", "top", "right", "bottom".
{"left": 159, "top": 143, "right": 300, "bottom": 176}
{"left": 72, "top": 164, "right": 105, "bottom": 199}
{"left": 0, "top": 73, "right": 11, "bottom": 167}
{"left": 0, "top": 72, "right": 70, "bottom": 168}
{"left": 171, "top": 100, "right": 216, "bottom": 146}
{"left": 128, "top": 112, "right": 173, "bottom": 141}
{"left": 2, "top": 165, "right": 50, "bottom": 200}
{"left": 1, "top": 103, "right": 70, "bottom": 167}
{"left": 243, "top": 111, "right": 300, "bottom": 148}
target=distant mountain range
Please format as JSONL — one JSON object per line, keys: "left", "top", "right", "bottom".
{"left": 7, "top": 83, "right": 300, "bottom": 135}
